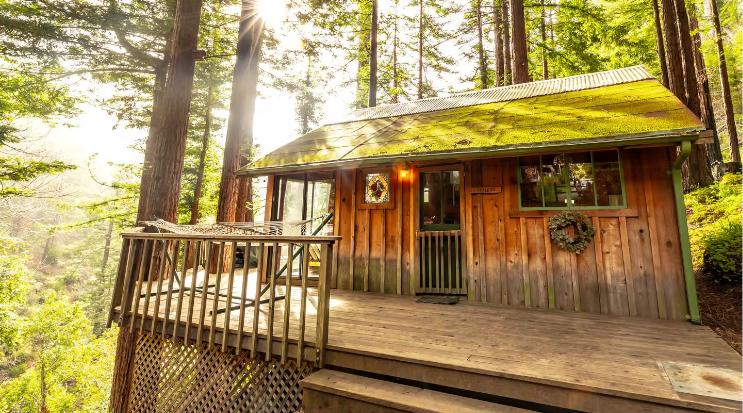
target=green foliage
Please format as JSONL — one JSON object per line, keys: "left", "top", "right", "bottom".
{"left": 686, "top": 173, "right": 743, "bottom": 281}
{"left": 0, "top": 232, "right": 30, "bottom": 349}
{"left": 701, "top": 220, "right": 742, "bottom": 283}
{"left": 0, "top": 296, "right": 116, "bottom": 413}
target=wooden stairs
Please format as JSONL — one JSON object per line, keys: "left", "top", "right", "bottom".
{"left": 302, "top": 370, "right": 536, "bottom": 413}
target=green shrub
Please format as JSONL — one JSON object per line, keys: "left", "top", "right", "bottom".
{"left": 702, "top": 220, "right": 742, "bottom": 283}
{"left": 686, "top": 173, "right": 742, "bottom": 268}
{"left": 8, "top": 364, "right": 25, "bottom": 378}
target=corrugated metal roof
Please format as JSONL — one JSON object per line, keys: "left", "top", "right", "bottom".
{"left": 340, "top": 66, "right": 653, "bottom": 124}
{"left": 239, "top": 67, "right": 704, "bottom": 176}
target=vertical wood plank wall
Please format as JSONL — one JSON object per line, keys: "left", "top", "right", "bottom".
{"left": 466, "top": 148, "right": 688, "bottom": 321}
{"left": 287, "top": 147, "right": 688, "bottom": 321}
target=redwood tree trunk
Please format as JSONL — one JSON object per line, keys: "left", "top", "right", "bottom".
{"left": 144, "top": 0, "right": 203, "bottom": 224}
{"left": 502, "top": 0, "right": 512, "bottom": 85}
{"left": 217, "top": 8, "right": 260, "bottom": 228}
{"left": 493, "top": 0, "right": 503, "bottom": 86}
{"left": 510, "top": 0, "right": 528, "bottom": 84}
{"left": 476, "top": 0, "right": 488, "bottom": 89}
{"left": 673, "top": 0, "right": 700, "bottom": 112}
{"left": 651, "top": 0, "right": 669, "bottom": 88}
{"left": 709, "top": 0, "right": 740, "bottom": 163}
{"left": 540, "top": 0, "right": 548, "bottom": 80}
{"left": 369, "top": 0, "right": 378, "bottom": 107}
{"left": 659, "top": 0, "right": 685, "bottom": 96}
{"left": 234, "top": 30, "right": 263, "bottom": 223}
{"left": 136, "top": 58, "right": 169, "bottom": 224}
{"left": 392, "top": 5, "right": 400, "bottom": 103}
{"left": 190, "top": 95, "right": 211, "bottom": 225}
{"left": 109, "top": 329, "right": 137, "bottom": 413}
{"left": 689, "top": 10, "right": 724, "bottom": 165}
{"left": 417, "top": 0, "right": 424, "bottom": 99}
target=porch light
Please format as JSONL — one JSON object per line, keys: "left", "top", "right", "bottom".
{"left": 399, "top": 165, "right": 410, "bottom": 180}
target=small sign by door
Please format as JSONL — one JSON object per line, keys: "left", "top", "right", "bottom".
{"left": 470, "top": 186, "right": 502, "bottom": 194}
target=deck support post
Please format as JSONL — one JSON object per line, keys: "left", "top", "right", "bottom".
{"left": 670, "top": 140, "right": 701, "bottom": 324}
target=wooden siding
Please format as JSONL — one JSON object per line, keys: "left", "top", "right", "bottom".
{"left": 280, "top": 146, "right": 689, "bottom": 321}
{"left": 466, "top": 147, "right": 689, "bottom": 320}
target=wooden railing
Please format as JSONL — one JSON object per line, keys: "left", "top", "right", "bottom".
{"left": 107, "top": 231, "right": 339, "bottom": 367}
{"left": 416, "top": 230, "right": 466, "bottom": 295}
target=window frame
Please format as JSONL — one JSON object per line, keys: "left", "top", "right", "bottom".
{"left": 357, "top": 167, "right": 397, "bottom": 210}
{"left": 419, "top": 168, "right": 463, "bottom": 231}
{"left": 516, "top": 150, "right": 627, "bottom": 211}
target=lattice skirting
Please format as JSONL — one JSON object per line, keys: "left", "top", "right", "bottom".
{"left": 128, "top": 334, "right": 314, "bottom": 413}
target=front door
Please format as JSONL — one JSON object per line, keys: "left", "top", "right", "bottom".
{"left": 416, "top": 165, "right": 467, "bottom": 295}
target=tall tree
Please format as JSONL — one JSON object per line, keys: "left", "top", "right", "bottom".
{"left": 369, "top": 0, "right": 379, "bottom": 107}
{"left": 502, "top": 0, "right": 512, "bottom": 84}
{"left": 216, "top": 5, "right": 262, "bottom": 231}
{"left": 651, "top": 0, "right": 669, "bottom": 87}
{"left": 417, "top": 0, "right": 424, "bottom": 98}
{"left": 142, "top": 0, "right": 204, "bottom": 224}
{"left": 540, "top": 0, "right": 548, "bottom": 80}
{"left": 708, "top": 0, "right": 741, "bottom": 163}
{"left": 493, "top": 0, "right": 504, "bottom": 86}
{"left": 510, "top": 0, "right": 528, "bottom": 83}
{"left": 410, "top": 0, "right": 456, "bottom": 99}
{"left": 689, "top": 9, "right": 724, "bottom": 165}
{"left": 476, "top": 0, "right": 489, "bottom": 88}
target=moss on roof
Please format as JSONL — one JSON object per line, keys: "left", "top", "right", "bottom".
{"left": 245, "top": 79, "right": 703, "bottom": 173}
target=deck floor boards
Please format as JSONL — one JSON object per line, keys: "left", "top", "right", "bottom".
{"left": 119, "top": 271, "right": 741, "bottom": 413}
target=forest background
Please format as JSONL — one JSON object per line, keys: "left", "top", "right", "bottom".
{"left": 0, "top": 0, "right": 740, "bottom": 410}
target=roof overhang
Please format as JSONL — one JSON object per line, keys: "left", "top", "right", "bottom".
{"left": 237, "top": 128, "right": 705, "bottom": 177}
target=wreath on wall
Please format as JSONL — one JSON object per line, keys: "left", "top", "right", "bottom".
{"left": 548, "top": 211, "right": 596, "bottom": 254}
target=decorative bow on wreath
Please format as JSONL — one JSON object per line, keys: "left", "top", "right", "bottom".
{"left": 548, "top": 211, "right": 597, "bottom": 254}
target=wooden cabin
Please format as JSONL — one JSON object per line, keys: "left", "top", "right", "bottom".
{"left": 107, "top": 67, "right": 742, "bottom": 413}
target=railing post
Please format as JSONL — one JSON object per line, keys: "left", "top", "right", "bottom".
{"left": 315, "top": 242, "right": 334, "bottom": 368}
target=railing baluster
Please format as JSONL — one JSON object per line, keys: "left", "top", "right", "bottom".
{"left": 162, "top": 240, "right": 180, "bottom": 340}
{"left": 173, "top": 240, "right": 191, "bottom": 341}
{"left": 208, "top": 242, "right": 225, "bottom": 349}
{"left": 130, "top": 240, "right": 152, "bottom": 333}
{"left": 427, "top": 233, "right": 432, "bottom": 293}
{"left": 454, "top": 232, "right": 460, "bottom": 293}
{"left": 185, "top": 240, "right": 201, "bottom": 344}
{"left": 315, "top": 243, "right": 334, "bottom": 368}
{"left": 149, "top": 240, "right": 168, "bottom": 335}
{"left": 236, "top": 242, "right": 249, "bottom": 355}
{"left": 140, "top": 241, "right": 160, "bottom": 334}
{"left": 112, "top": 233, "right": 338, "bottom": 364}
{"left": 197, "top": 241, "right": 213, "bottom": 345}
{"left": 117, "top": 240, "right": 137, "bottom": 326}
{"left": 222, "top": 241, "right": 237, "bottom": 352}
{"left": 107, "top": 238, "right": 130, "bottom": 328}
{"left": 296, "top": 243, "right": 310, "bottom": 365}
{"left": 250, "top": 243, "right": 264, "bottom": 358}
{"left": 281, "top": 243, "right": 294, "bottom": 364}
{"left": 266, "top": 243, "right": 279, "bottom": 361}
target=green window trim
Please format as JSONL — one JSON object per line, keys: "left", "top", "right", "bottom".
{"left": 517, "top": 150, "right": 627, "bottom": 211}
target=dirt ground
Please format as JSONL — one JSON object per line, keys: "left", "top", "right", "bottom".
{"left": 696, "top": 272, "right": 742, "bottom": 354}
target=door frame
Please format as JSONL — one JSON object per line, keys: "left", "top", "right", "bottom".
{"left": 412, "top": 163, "right": 468, "bottom": 295}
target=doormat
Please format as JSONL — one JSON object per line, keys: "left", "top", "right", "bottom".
{"left": 661, "top": 361, "right": 742, "bottom": 402}
{"left": 416, "top": 296, "right": 459, "bottom": 305}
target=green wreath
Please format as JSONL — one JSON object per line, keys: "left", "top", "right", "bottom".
{"left": 548, "top": 211, "right": 596, "bottom": 254}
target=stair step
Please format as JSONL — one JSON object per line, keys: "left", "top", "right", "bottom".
{"left": 302, "top": 370, "right": 535, "bottom": 413}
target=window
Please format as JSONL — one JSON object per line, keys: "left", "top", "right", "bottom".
{"left": 517, "top": 150, "right": 626, "bottom": 210}
{"left": 421, "top": 169, "right": 461, "bottom": 230}
{"left": 358, "top": 167, "right": 396, "bottom": 209}
{"left": 364, "top": 172, "right": 391, "bottom": 204}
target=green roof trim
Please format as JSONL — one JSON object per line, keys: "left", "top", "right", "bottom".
{"left": 239, "top": 78, "right": 703, "bottom": 176}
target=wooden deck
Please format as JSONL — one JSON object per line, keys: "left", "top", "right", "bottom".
{"left": 116, "top": 272, "right": 742, "bottom": 413}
